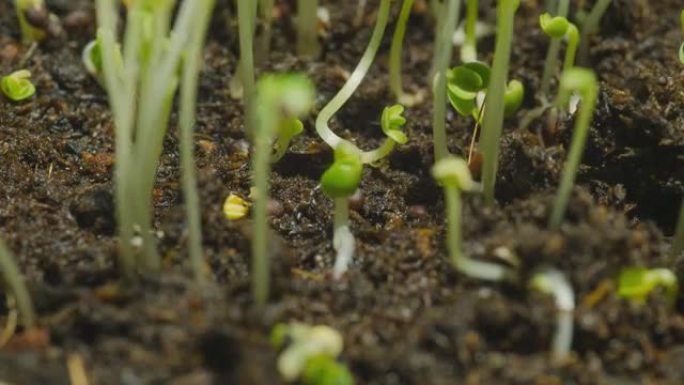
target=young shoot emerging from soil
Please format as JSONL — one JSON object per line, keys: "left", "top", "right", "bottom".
{"left": 578, "top": 0, "right": 612, "bottom": 63}
{"left": 461, "top": 0, "right": 479, "bottom": 62}
{"left": 389, "top": 0, "right": 424, "bottom": 106}
{"left": 15, "top": 0, "right": 46, "bottom": 43}
{"left": 1, "top": 70, "right": 36, "bottom": 102}
{"left": 297, "top": 0, "right": 320, "bottom": 59}
{"left": 252, "top": 74, "right": 315, "bottom": 303}
{"left": 95, "top": 0, "right": 215, "bottom": 277}
{"left": 230, "top": 0, "right": 257, "bottom": 102}
{"left": 529, "top": 268, "right": 575, "bottom": 364}
{"left": 0, "top": 238, "right": 36, "bottom": 331}
{"left": 432, "top": 157, "right": 514, "bottom": 281}
{"left": 618, "top": 267, "right": 678, "bottom": 306}
{"left": 480, "top": 0, "right": 520, "bottom": 206}
{"left": 548, "top": 68, "right": 598, "bottom": 230}
{"left": 539, "top": 12, "right": 579, "bottom": 100}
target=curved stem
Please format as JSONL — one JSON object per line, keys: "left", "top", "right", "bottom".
{"left": 315, "top": 0, "right": 391, "bottom": 149}
{"left": 0, "top": 238, "right": 35, "bottom": 329}
{"left": 431, "top": 0, "right": 461, "bottom": 161}
{"left": 389, "top": 0, "right": 414, "bottom": 102}
{"left": 332, "top": 198, "right": 355, "bottom": 279}
{"left": 360, "top": 139, "right": 395, "bottom": 164}
{"left": 444, "top": 185, "right": 511, "bottom": 281}
{"left": 480, "top": 0, "right": 518, "bottom": 206}
{"left": 562, "top": 25, "right": 579, "bottom": 73}
{"left": 255, "top": 0, "right": 274, "bottom": 65}
{"left": 531, "top": 268, "right": 575, "bottom": 364}
{"left": 540, "top": 0, "right": 570, "bottom": 98}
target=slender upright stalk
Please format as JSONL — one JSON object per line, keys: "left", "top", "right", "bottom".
{"left": 389, "top": 0, "right": 415, "bottom": 103}
{"left": 578, "top": 0, "right": 611, "bottom": 64}
{"left": 229, "top": 0, "right": 257, "bottom": 100}
{"left": 0, "top": 238, "right": 35, "bottom": 329}
{"left": 297, "top": 0, "right": 320, "bottom": 58}
{"left": 480, "top": 0, "right": 519, "bottom": 206}
{"left": 332, "top": 198, "right": 355, "bottom": 278}
{"left": 672, "top": 198, "right": 684, "bottom": 257}
{"left": 256, "top": 0, "right": 274, "bottom": 64}
{"left": 180, "top": 0, "right": 215, "bottom": 283}
{"left": 238, "top": 0, "right": 257, "bottom": 132}
{"left": 315, "top": 0, "right": 391, "bottom": 148}
{"left": 549, "top": 69, "right": 598, "bottom": 229}
{"left": 461, "top": 0, "right": 478, "bottom": 62}
{"left": 540, "top": 0, "right": 570, "bottom": 98}
{"left": 431, "top": 0, "right": 461, "bottom": 161}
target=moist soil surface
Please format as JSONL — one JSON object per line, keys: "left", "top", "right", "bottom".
{"left": 1, "top": 0, "right": 683, "bottom": 384}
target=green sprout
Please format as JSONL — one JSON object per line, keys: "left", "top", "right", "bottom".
{"left": 548, "top": 68, "right": 598, "bottom": 230}
{"left": 303, "top": 355, "right": 355, "bottom": 385}
{"left": 253, "top": 74, "right": 315, "bottom": 303}
{"left": 0, "top": 238, "right": 36, "bottom": 330}
{"left": 297, "top": 0, "right": 320, "bottom": 58}
{"left": 271, "top": 323, "right": 346, "bottom": 383}
{"left": 431, "top": 0, "right": 461, "bottom": 161}
{"left": 272, "top": 117, "right": 305, "bottom": 162}
{"left": 539, "top": 12, "right": 579, "bottom": 99}
{"left": 82, "top": 40, "right": 105, "bottom": 84}
{"left": 15, "top": 0, "right": 47, "bottom": 43}
{"left": 95, "top": 0, "right": 216, "bottom": 277}
{"left": 578, "top": 0, "right": 612, "bottom": 63}
{"left": 618, "top": 267, "right": 678, "bottom": 305}
{"left": 461, "top": 0, "right": 478, "bottom": 62}
{"left": 432, "top": 157, "right": 514, "bottom": 281}
{"left": 447, "top": 62, "right": 524, "bottom": 120}
{"left": 479, "top": 0, "right": 520, "bottom": 206}
{"left": 671, "top": 198, "right": 683, "bottom": 257}
{"left": 1, "top": 70, "right": 36, "bottom": 102}
{"left": 529, "top": 268, "right": 575, "bottom": 364}
{"left": 389, "top": 0, "right": 424, "bottom": 106}
{"left": 256, "top": 0, "right": 275, "bottom": 64}
{"left": 229, "top": 0, "right": 257, "bottom": 102}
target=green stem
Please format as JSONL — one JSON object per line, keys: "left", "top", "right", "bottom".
{"left": 256, "top": 0, "right": 274, "bottom": 65}
{"left": 297, "top": 0, "right": 320, "bottom": 58}
{"left": 315, "top": 0, "right": 391, "bottom": 149}
{"left": 252, "top": 107, "right": 276, "bottom": 304}
{"left": 480, "top": 0, "right": 518, "bottom": 207}
{"left": 562, "top": 25, "right": 579, "bottom": 73}
{"left": 444, "top": 185, "right": 509, "bottom": 281}
{"left": 180, "top": 0, "right": 215, "bottom": 283}
{"left": 672, "top": 198, "right": 684, "bottom": 257}
{"left": 578, "top": 0, "right": 611, "bottom": 64}
{"left": 389, "top": 0, "right": 414, "bottom": 102}
{"left": 360, "top": 139, "right": 395, "bottom": 164}
{"left": 540, "top": 0, "right": 570, "bottom": 98}
{"left": 238, "top": 0, "right": 257, "bottom": 132}
{"left": 461, "top": 0, "right": 478, "bottom": 62}
{"left": 431, "top": 0, "right": 461, "bottom": 162}
{"left": 0, "top": 238, "right": 35, "bottom": 329}
{"left": 548, "top": 73, "right": 598, "bottom": 229}
{"left": 15, "top": 0, "right": 45, "bottom": 43}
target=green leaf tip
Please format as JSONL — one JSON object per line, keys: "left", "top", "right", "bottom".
{"left": 381, "top": 104, "right": 408, "bottom": 144}
{"left": 504, "top": 79, "right": 524, "bottom": 117}
{"left": 321, "top": 142, "right": 363, "bottom": 198}
{"left": 447, "top": 62, "right": 491, "bottom": 117}
{"left": 679, "top": 42, "right": 684, "bottom": 65}
{"left": 431, "top": 156, "right": 477, "bottom": 192}
{"left": 257, "top": 73, "right": 316, "bottom": 119}
{"left": 539, "top": 13, "right": 570, "bottom": 39}
{"left": 618, "top": 267, "right": 678, "bottom": 305}
{"left": 1, "top": 69, "right": 36, "bottom": 102}
{"left": 303, "top": 355, "right": 355, "bottom": 385}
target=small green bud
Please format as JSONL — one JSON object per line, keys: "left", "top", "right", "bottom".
{"left": 380, "top": 104, "right": 408, "bottom": 144}
{"left": 431, "top": 156, "right": 477, "bottom": 192}
{"left": 303, "top": 355, "right": 355, "bottom": 385}
{"left": 82, "top": 40, "right": 103, "bottom": 78}
{"left": 271, "top": 323, "right": 290, "bottom": 349}
{"left": 321, "top": 142, "right": 363, "bottom": 198}
{"left": 539, "top": 13, "right": 570, "bottom": 39}
{"left": 504, "top": 79, "right": 524, "bottom": 117}
{"left": 1, "top": 70, "right": 36, "bottom": 102}
{"left": 618, "top": 267, "right": 678, "bottom": 305}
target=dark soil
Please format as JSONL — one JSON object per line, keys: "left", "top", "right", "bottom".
{"left": 1, "top": 0, "right": 683, "bottom": 384}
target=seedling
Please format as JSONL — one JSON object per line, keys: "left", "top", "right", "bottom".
{"left": 431, "top": 0, "right": 461, "bottom": 161}
{"left": 389, "top": 0, "right": 423, "bottom": 106}
{"left": 95, "top": 0, "right": 215, "bottom": 277}
{"left": 15, "top": 0, "right": 47, "bottom": 43}
{"left": 673, "top": 198, "right": 684, "bottom": 257}
{"left": 432, "top": 157, "right": 514, "bottom": 281}
{"left": 548, "top": 68, "right": 598, "bottom": 230}
{"left": 618, "top": 267, "right": 678, "bottom": 305}
{"left": 256, "top": 0, "right": 275, "bottom": 64}
{"left": 539, "top": 13, "right": 579, "bottom": 99}
{"left": 0, "top": 238, "right": 35, "bottom": 330}
{"left": 82, "top": 40, "right": 104, "bottom": 84}
{"left": 272, "top": 117, "right": 305, "bottom": 162}
{"left": 297, "top": 0, "right": 320, "bottom": 58}
{"left": 461, "top": 0, "right": 478, "bottom": 62}
{"left": 303, "top": 355, "right": 354, "bottom": 385}
{"left": 271, "top": 323, "right": 345, "bottom": 382}
{"left": 578, "top": 0, "right": 612, "bottom": 63}
{"left": 680, "top": 10, "right": 684, "bottom": 64}
{"left": 529, "top": 268, "right": 575, "bottom": 364}
{"left": 230, "top": 0, "right": 257, "bottom": 104}
{"left": 253, "top": 74, "right": 315, "bottom": 303}
{"left": 480, "top": 0, "right": 520, "bottom": 206}
{"left": 1, "top": 70, "right": 36, "bottom": 102}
